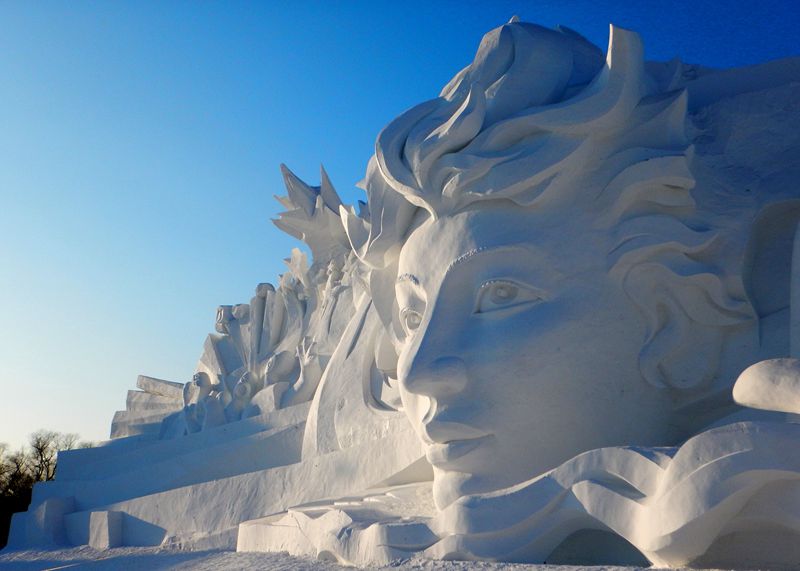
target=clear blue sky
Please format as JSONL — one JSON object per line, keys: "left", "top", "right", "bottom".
{"left": 1, "top": 1, "right": 798, "bottom": 450}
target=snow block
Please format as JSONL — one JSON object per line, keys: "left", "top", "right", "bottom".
{"left": 55, "top": 434, "right": 158, "bottom": 482}
{"left": 64, "top": 510, "right": 90, "bottom": 546}
{"left": 6, "top": 512, "right": 28, "bottom": 548}
{"left": 110, "top": 409, "right": 172, "bottom": 439}
{"left": 25, "top": 496, "right": 75, "bottom": 547}
{"left": 65, "top": 509, "right": 152, "bottom": 549}
{"left": 126, "top": 390, "right": 183, "bottom": 411}
{"left": 136, "top": 375, "right": 183, "bottom": 399}
{"left": 90, "top": 511, "right": 123, "bottom": 549}
{"left": 64, "top": 510, "right": 123, "bottom": 549}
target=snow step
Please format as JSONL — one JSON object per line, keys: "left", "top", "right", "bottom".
{"left": 136, "top": 375, "right": 184, "bottom": 399}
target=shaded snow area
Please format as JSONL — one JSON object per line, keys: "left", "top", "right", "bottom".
{"left": 0, "top": 547, "right": 686, "bottom": 571}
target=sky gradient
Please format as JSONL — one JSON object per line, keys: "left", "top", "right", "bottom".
{"left": 1, "top": 1, "right": 798, "bottom": 450}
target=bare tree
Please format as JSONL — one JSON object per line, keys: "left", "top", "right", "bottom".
{"left": 28, "top": 430, "right": 59, "bottom": 482}
{"left": 4, "top": 448, "right": 33, "bottom": 497}
{"left": 2, "top": 431, "right": 88, "bottom": 548}
{"left": 57, "top": 433, "right": 79, "bottom": 452}
{"left": 0, "top": 443, "right": 9, "bottom": 492}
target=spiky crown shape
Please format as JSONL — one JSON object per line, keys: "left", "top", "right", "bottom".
{"left": 272, "top": 163, "right": 350, "bottom": 267}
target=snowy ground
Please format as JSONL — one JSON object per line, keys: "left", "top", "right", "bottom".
{"left": 0, "top": 547, "right": 690, "bottom": 571}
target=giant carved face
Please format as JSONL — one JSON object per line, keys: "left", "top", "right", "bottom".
{"left": 394, "top": 204, "right": 683, "bottom": 508}
{"left": 350, "top": 21, "right": 754, "bottom": 509}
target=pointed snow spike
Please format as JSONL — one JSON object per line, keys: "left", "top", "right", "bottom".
{"left": 340, "top": 203, "right": 370, "bottom": 258}
{"left": 319, "top": 164, "right": 343, "bottom": 213}
{"left": 508, "top": 15, "right": 520, "bottom": 24}
{"left": 280, "top": 164, "right": 318, "bottom": 217}
{"left": 272, "top": 217, "right": 304, "bottom": 242}
{"left": 274, "top": 194, "right": 295, "bottom": 210}
{"left": 664, "top": 57, "right": 685, "bottom": 92}
{"left": 486, "top": 24, "right": 643, "bottom": 137}
{"left": 314, "top": 194, "right": 326, "bottom": 214}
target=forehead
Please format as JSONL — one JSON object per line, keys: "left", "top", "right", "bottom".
{"left": 399, "top": 207, "right": 556, "bottom": 277}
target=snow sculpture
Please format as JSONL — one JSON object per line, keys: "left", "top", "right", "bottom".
{"left": 175, "top": 165, "right": 360, "bottom": 435}
{"left": 237, "top": 22, "right": 800, "bottom": 568}
{"left": 8, "top": 17, "right": 800, "bottom": 570}
{"left": 110, "top": 375, "right": 184, "bottom": 439}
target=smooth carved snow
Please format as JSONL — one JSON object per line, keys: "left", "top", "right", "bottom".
{"left": 8, "top": 18, "right": 800, "bottom": 570}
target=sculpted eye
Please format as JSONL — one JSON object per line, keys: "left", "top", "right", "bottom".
{"left": 400, "top": 308, "right": 423, "bottom": 334}
{"left": 475, "top": 280, "right": 543, "bottom": 315}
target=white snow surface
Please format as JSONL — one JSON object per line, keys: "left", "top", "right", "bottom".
{"left": 0, "top": 547, "right": 698, "bottom": 571}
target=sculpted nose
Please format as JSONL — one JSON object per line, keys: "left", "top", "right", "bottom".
{"left": 399, "top": 354, "right": 469, "bottom": 398}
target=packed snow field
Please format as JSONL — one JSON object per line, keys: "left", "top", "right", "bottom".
{"left": 0, "top": 547, "right": 688, "bottom": 571}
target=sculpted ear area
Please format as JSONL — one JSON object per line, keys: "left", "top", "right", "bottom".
{"left": 625, "top": 263, "right": 754, "bottom": 390}
{"left": 638, "top": 313, "right": 722, "bottom": 390}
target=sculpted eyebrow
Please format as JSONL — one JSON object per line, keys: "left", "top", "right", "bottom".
{"left": 396, "top": 273, "right": 420, "bottom": 286}
{"left": 444, "top": 245, "right": 536, "bottom": 276}
{"left": 397, "top": 245, "right": 539, "bottom": 287}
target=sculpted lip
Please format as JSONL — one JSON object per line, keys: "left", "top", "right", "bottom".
{"left": 420, "top": 419, "right": 492, "bottom": 467}
{"left": 424, "top": 433, "right": 493, "bottom": 467}
{"left": 421, "top": 420, "right": 489, "bottom": 444}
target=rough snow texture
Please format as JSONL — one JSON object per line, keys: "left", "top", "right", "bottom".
{"left": 7, "top": 17, "right": 800, "bottom": 570}
{"left": 0, "top": 546, "right": 692, "bottom": 571}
